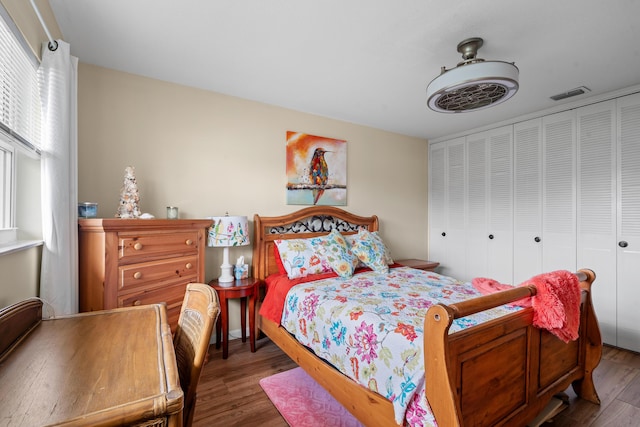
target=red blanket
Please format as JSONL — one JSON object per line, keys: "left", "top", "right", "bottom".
{"left": 259, "top": 272, "right": 338, "bottom": 324}
{"left": 472, "top": 270, "right": 581, "bottom": 343}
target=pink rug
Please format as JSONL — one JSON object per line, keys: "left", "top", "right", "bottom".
{"left": 259, "top": 367, "right": 364, "bottom": 427}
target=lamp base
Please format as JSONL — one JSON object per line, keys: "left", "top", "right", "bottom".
{"left": 218, "top": 263, "right": 234, "bottom": 284}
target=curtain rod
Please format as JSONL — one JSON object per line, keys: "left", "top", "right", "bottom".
{"left": 29, "top": 0, "right": 58, "bottom": 51}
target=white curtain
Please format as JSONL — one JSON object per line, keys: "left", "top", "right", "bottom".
{"left": 39, "top": 40, "right": 79, "bottom": 316}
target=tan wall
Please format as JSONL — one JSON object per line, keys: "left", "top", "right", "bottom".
{"left": 0, "top": 0, "right": 62, "bottom": 59}
{"left": 78, "top": 64, "right": 429, "bottom": 333}
{"left": 0, "top": 246, "right": 41, "bottom": 308}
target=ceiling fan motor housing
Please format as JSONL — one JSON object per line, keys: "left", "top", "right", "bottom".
{"left": 427, "top": 37, "right": 519, "bottom": 113}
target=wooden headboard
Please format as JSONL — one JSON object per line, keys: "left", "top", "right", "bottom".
{"left": 252, "top": 206, "right": 379, "bottom": 281}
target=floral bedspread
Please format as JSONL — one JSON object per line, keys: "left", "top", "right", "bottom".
{"left": 279, "top": 267, "right": 522, "bottom": 426}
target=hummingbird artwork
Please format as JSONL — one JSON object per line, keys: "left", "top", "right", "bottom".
{"left": 309, "top": 147, "right": 330, "bottom": 205}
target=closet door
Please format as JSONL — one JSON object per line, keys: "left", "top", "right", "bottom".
{"left": 486, "top": 127, "right": 513, "bottom": 283}
{"left": 429, "top": 142, "right": 447, "bottom": 271}
{"left": 465, "top": 132, "right": 488, "bottom": 280}
{"left": 542, "top": 110, "right": 577, "bottom": 272}
{"left": 513, "top": 119, "right": 543, "bottom": 284}
{"left": 577, "top": 100, "right": 617, "bottom": 345}
{"left": 616, "top": 93, "right": 640, "bottom": 352}
{"left": 429, "top": 138, "right": 467, "bottom": 279}
{"left": 463, "top": 126, "right": 513, "bottom": 283}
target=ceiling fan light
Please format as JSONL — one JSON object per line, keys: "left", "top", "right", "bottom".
{"left": 426, "top": 38, "right": 519, "bottom": 113}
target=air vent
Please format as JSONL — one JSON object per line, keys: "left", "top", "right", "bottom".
{"left": 550, "top": 86, "right": 591, "bottom": 101}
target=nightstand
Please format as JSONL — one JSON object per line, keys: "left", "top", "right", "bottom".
{"left": 209, "top": 277, "right": 258, "bottom": 359}
{"left": 396, "top": 259, "right": 440, "bottom": 272}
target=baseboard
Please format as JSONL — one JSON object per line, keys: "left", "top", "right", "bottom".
{"left": 209, "top": 327, "right": 250, "bottom": 345}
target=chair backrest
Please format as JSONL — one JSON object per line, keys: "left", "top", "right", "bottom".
{"left": 173, "top": 283, "right": 219, "bottom": 427}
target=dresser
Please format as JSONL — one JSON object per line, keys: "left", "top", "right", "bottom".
{"left": 78, "top": 218, "right": 212, "bottom": 331}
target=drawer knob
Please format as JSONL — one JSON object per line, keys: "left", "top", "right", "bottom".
{"left": 134, "top": 242, "right": 143, "bottom": 250}
{"left": 133, "top": 300, "right": 141, "bottom": 306}
{"left": 186, "top": 263, "right": 193, "bottom": 269}
{"left": 185, "top": 239, "right": 193, "bottom": 246}
{"left": 133, "top": 271, "right": 142, "bottom": 279}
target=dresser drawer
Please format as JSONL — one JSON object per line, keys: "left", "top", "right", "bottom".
{"left": 119, "top": 255, "right": 198, "bottom": 291}
{"left": 118, "top": 282, "right": 188, "bottom": 331}
{"left": 119, "top": 231, "right": 199, "bottom": 263}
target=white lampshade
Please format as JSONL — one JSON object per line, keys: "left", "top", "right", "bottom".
{"left": 208, "top": 215, "right": 250, "bottom": 283}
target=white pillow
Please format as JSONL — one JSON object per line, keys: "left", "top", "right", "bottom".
{"left": 274, "top": 238, "right": 332, "bottom": 279}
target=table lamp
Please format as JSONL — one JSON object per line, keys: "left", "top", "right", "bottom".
{"left": 208, "top": 214, "right": 250, "bottom": 283}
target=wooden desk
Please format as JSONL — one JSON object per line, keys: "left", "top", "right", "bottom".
{"left": 0, "top": 300, "right": 183, "bottom": 426}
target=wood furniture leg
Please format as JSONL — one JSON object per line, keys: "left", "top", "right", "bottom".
{"left": 249, "top": 291, "right": 256, "bottom": 352}
{"left": 215, "top": 316, "right": 221, "bottom": 349}
{"left": 219, "top": 295, "right": 230, "bottom": 359}
{"left": 240, "top": 297, "right": 247, "bottom": 342}
{"left": 571, "top": 269, "right": 602, "bottom": 404}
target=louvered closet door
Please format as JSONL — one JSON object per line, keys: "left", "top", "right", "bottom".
{"left": 577, "top": 100, "right": 617, "bottom": 346}
{"left": 486, "top": 127, "right": 513, "bottom": 283}
{"left": 446, "top": 139, "right": 467, "bottom": 280}
{"left": 464, "top": 126, "right": 513, "bottom": 283}
{"left": 542, "top": 110, "right": 577, "bottom": 272}
{"left": 513, "top": 119, "right": 543, "bottom": 284}
{"left": 617, "top": 93, "right": 640, "bottom": 352}
{"left": 429, "top": 138, "right": 467, "bottom": 279}
{"left": 465, "top": 133, "right": 488, "bottom": 280}
{"left": 429, "top": 142, "right": 447, "bottom": 272}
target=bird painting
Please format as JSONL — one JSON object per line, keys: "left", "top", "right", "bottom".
{"left": 285, "top": 131, "right": 347, "bottom": 206}
{"left": 309, "top": 147, "right": 330, "bottom": 205}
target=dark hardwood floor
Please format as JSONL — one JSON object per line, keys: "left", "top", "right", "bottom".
{"left": 192, "top": 337, "right": 296, "bottom": 427}
{"left": 192, "top": 337, "right": 640, "bottom": 427}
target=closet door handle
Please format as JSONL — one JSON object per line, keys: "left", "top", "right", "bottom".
{"left": 619, "top": 241, "right": 629, "bottom": 248}
{"left": 441, "top": 232, "right": 446, "bottom": 237}
{"left": 534, "top": 236, "right": 541, "bottom": 243}
{"left": 488, "top": 234, "right": 494, "bottom": 240}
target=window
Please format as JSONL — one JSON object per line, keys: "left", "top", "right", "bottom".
{"left": 0, "top": 7, "right": 42, "bottom": 150}
{"left": 0, "top": 4, "right": 41, "bottom": 239}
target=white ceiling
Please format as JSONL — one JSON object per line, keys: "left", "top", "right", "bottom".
{"left": 49, "top": 0, "right": 640, "bottom": 140}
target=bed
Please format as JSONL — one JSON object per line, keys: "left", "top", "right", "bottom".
{"left": 252, "top": 206, "right": 602, "bottom": 427}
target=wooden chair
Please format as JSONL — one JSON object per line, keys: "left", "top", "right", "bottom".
{"left": 173, "top": 283, "right": 220, "bottom": 427}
